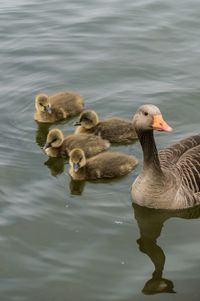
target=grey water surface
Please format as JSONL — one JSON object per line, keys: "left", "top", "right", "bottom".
{"left": 1, "top": 0, "right": 200, "bottom": 300}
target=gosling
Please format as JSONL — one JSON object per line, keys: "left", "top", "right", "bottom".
{"left": 74, "top": 110, "right": 137, "bottom": 144}
{"left": 34, "top": 91, "right": 84, "bottom": 123}
{"left": 43, "top": 128, "right": 110, "bottom": 158}
{"left": 69, "top": 148, "right": 138, "bottom": 180}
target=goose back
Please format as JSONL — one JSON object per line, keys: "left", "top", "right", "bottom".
{"left": 159, "top": 134, "right": 200, "bottom": 168}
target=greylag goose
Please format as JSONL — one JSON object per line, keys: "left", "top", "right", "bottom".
{"left": 43, "top": 128, "right": 110, "bottom": 158}
{"left": 69, "top": 148, "right": 138, "bottom": 180}
{"left": 74, "top": 109, "right": 137, "bottom": 144}
{"left": 132, "top": 104, "right": 200, "bottom": 209}
{"left": 34, "top": 91, "right": 84, "bottom": 123}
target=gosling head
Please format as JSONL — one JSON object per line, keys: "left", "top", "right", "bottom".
{"left": 132, "top": 104, "right": 172, "bottom": 133}
{"left": 43, "top": 128, "right": 64, "bottom": 150}
{"left": 74, "top": 110, "right": 99, "bottom": 129}
{"left": 35, "top": 94, "right": 52, "bottom": 114}
{"left": 69, "top": 148, "right": 86, "bottom": 172}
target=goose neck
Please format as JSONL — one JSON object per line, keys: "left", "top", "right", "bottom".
{"left": 138, "top": 130, "right": 163, "bottom": 174}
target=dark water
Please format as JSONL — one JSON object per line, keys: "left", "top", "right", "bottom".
{"left": 1, "top": 0, "right": 200, "bottom": 300}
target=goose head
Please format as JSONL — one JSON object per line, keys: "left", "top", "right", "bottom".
{"left": 69, "top": 148, "right": 86, "bottom": 172}
{"left": 74, "top": 110, "right": 99, "bottom": 129}
{"left": 43, "top": 128, "right": 64, "bottom": 150}
{"left": 132, "top": 104, "right": 172, "bottom": 133}
{"left": 35, "top": 94, "right": 52, "bottom": 114}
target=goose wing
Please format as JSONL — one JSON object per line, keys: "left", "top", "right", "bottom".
{"left": 158, "top": 134, "right": 200, "bottom": 168}
{"left": 176, "top": 143, "right": 200, "bottom": 193}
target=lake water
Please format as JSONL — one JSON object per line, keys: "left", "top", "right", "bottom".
{"left": 1, "top": 0, "right": 200, "bottom": 300}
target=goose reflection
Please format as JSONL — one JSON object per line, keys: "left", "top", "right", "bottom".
{"left": 133, "top": 203, "right": 200, "bottom": 294}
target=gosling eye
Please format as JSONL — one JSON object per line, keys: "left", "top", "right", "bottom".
{"left": 51, "top": 138, "right": 57, "bottom": 143}
{"left": 144, "top": 112, "right": 148, "bottom": 116}
{"left": 82, "top": 116, "right": 90, "bottom": 122}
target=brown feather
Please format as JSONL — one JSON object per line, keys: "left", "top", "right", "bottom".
{"left": 132, "top": 104, "right": 200, "bottom": 209}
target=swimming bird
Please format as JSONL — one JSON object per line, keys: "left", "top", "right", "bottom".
{"left": 34, "top": 91, "right": 84, "bottom": 123}
{"left": 69, "top": 148, "right": 138, "bottom": 180}
{"left": 74, "top": 109, "right": 137, "bottom": 143}
{"left": 43, "top": 128, "right": 110, "bottom": 158}
{"left": 131, "top": 104, "right": 200, "bottom": 209}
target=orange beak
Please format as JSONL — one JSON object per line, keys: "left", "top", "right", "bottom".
{"left": 152, "top": 114, "right": 173, "bottom": 132}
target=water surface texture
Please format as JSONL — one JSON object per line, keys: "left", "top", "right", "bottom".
{"left": 1, "top": 0, "right": 200, "bottom": 300}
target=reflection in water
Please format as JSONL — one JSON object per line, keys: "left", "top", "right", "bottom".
{"left": 69, "top": 175, "right": 130, "bottom": 195}
{"left": 35, "top": 123, "right": 51, "bottom": 147}
{"left": 35, "top": 117, "right": 75, "bottom": 148}
{"left": 69, "top": 178, "right": 86, "bottom": 195}
{"left": 133, "top": 203, "right": 200, "bottom": 295}
{"left": 44, "top": 157, "right": 65, "bottom": 177}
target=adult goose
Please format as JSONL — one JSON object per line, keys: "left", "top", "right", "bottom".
{"left": 131, "top": 104, "right": 200, "bottom": 209}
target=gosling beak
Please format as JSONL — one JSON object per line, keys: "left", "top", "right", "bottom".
{"left": 43, "top": 142, "right": 51, "bottom": 150}
{"left": 73, "top": 162, "right": 80, "bottom": 172}
{"left": 44, "top": 105, "right": 52, "bottom": 114}
{"left": 152, "top": 114, "right": 173, "bottom": 132}
{"left": 74, "top": 121, "right": 81, "bottom": 126}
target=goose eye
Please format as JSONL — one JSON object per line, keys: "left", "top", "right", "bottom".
{"left": 144, "top": 112, "right": 148, "bottom": 116}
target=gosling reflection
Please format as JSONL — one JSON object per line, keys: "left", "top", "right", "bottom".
{"left": 44, "top": 157, "right": 65, "bottom": 177}
{"left": 69, "top": 174, "right": 129, "bottom": 196}
{"left": 69, "top": 178, "right": 86, "bottom": 195}
{"left": 133, "top": 203, "right": 200, "bottom": 294}
{"left": 35, "top": 123, "right": 51, "bottom": 147}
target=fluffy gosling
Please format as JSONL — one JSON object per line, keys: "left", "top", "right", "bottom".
{"left": 43, "top": 128, "right": 110, "bottom": 158}
{"left": 34, "top": 91, "right": 84, "bottom": 123}
{"left": 74, "top": 110, "right": 137, "bottom": 143}
{"left": 69, "top": 148, "right": 138, "bottom": 180}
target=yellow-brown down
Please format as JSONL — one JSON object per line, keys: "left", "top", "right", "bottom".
{"left": 34, "top": 91, "right": 84, "bottom": 123}
{"left": 69, "top": 148, "right": 138, "bottom": 180}
{"left": 43, "top": 128, "right": 110, "bottom": 158}
{"left": 74, "top": 109, "right": 137, "bottom": 144}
